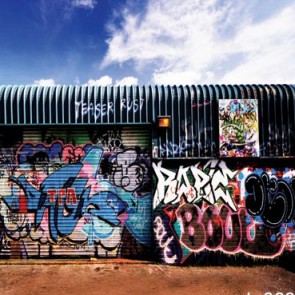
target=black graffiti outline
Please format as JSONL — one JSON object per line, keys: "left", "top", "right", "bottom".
{"left": 112, "top": 148, "right": 147, "bottom": 192}
{"left": 245, "top": 172, "right": 295, "bottom": 227}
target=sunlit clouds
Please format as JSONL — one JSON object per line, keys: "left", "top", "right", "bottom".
{"left": 1, "top": 0, "right": 294, "bottom": 86}
{"left": 84, "top": 75, "right": 138, "bottom": 86}
{"left": 102, "top": 0, "right": 295, "bottom": 85}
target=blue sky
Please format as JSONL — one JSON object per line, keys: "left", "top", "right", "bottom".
{"left": 0, "top": 0, "right": 294, "bottom": 86}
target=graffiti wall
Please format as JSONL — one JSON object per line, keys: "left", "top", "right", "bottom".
{"left": 1, "top": 126, "right": 295, "bottom": 265}
{"left": 153, "top": 160, "right": 295, "bottom": 265}
{"left": 0, "top": 127, "right": 152, "bottom": 259}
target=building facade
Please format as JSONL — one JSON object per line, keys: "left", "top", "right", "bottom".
{"left": 0, "top": 84, "right": 294, "bottom": 265}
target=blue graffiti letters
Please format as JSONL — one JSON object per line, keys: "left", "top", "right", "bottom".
{"left": 3, "top": 147, "right": 128, "bottom": 242}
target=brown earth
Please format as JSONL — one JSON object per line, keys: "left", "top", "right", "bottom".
{"left": 0, "top": 260, "right": 294, "bottom": 295}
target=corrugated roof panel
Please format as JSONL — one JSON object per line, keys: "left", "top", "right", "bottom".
{"left": 0, "top": 84, "right": 295, "bottom": 158}
{"left": 16, "top": 85, "right": 25, "bottom": 125}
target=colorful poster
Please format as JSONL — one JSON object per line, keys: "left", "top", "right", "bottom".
{"left": 219, "top": 99, "right": 259, "bottom": 157}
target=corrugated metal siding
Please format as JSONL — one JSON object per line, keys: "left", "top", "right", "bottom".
{"left": 152, "top": 85, "right": 219, "bottom": 158}
{"left": 1, "top": 84, "right": 295, "bottom": 158}
{"left": 0, "top": 126, "right": 152, "bottom": 259}
{"left": 151, "top": 84, "right": 295, "bottom": 158}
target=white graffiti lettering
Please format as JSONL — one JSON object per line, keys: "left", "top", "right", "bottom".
{"left": 75, "top": 101, "right": 114, "bottom": 121}
{"left": 121, "top": 98, "right": 144, "bottom": 113}
{"left": 153, "top": 160, "right": 237, "bottom": 211}
{"left": 154, "top": 216, "right": 177, "bottom": 264}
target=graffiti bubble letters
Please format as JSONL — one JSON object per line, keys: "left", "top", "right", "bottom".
{"left": 3, "top": 147, "right": 128, "bottom": 242}
{"left": 153, "top": 160, "right": 237, "bottom": 211}
{"left": 175, "top": 203, "right": 284, "bottom": 258}
{"left": 245, "top": 171, "right": 295, "bottom": 227}
{"left": 113, "top": 150, "right": 146, "bottom": 192}
{"left": 62, "top": 145, "right": 85, "bottom": 163}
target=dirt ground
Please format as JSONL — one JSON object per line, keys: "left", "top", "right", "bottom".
{"left": 0, "top": 260, "right": 294, "bottom": 295}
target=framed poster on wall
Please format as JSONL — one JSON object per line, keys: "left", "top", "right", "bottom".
{"left": 219, "top": 99, "right": 259, "bottom": 157}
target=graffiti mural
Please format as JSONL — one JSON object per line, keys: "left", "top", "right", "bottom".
{"left": 0, "top": 133, "right": 152, "bottom": 259}
{"left": 219, "top": 99, "right": 259, "bottom": 157}
{"left": 153, "top": 160, "right": 295, "bottom": 264}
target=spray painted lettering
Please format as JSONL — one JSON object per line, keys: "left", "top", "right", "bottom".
{"left": 153, "top": 162, "right": 295, "bottom": 264}
{"left": 0, "top": 138, "right": 152, "bottom": 259}
{"left": 154, "top": 216, "right": 177, "bottom": 264}
{"left": 153, "top": 160, "right": 237, "bottom": 211}
{"left": 121, "top": 98, "right": 144, "bottom": 113}
{"left": 175, "top": 203, "right": 283, "bottom": 258}
{"left": 245, "top": 171, "right": 295, "bottom": 227}
{"left": 113, "top": 149, "right": 146, "bottom": 192}
{"left": 75, "top": 101, "right": 114, "bottom": 121}
{"left": 75, "top": 97, "right": 144, "bottom": 122}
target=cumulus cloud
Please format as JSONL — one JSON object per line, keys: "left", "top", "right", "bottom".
{"left": 84, "top": 75, "right": 139, "bottom": 86}
{"left": 220, "top": 5, "right": 295, "bottom": 84}
{"left": 33, "top": 79, "right": 56, "bottom": 86}
{"left": 71, "top": 0, "right": 97, "bottom": 9}
{"left": 103, "top": 0, "right": 295, "bottom": 85}
{"left": 85, "top": 75, "right": 113, "bottom": 86}
{"left": 115, "top": 76, "right": 138, "bottom": 86}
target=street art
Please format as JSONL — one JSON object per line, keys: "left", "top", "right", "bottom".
{"left": 89, "top": 128, "right": 123, "bottom": 152}
{"left": 219, "top": 99, "right": 259, "bottom": 157}
{"left": 153, "top": 161, "right": 295, "bottom": 264}
{"left": 75, "top": 95, "right": 144, "bottom": 122}
{"left": 158, "top": 140, "right": 188, "bottom": 158}
{"left": 1, "top": 135, "right": 295, "bottom": 264}
{"left": 156, "top": 117, "right": 216, "bottom": 158}
{"left": 0, "top": 139, "right": 152, "bottom": 259}
{"left": 153, "top": 160, "right": 237, "bottom": 211}
{"left": 120, "top": 97, "right": 144, "bottom": 113}
{"left": 244, "top": 170, "right": 295, "bottom": 227}
{"left": 154, "top": 216, "right": 177, "bottom": 264}
{"left": 75, "top": 101, "right": 114, "bottom": 122}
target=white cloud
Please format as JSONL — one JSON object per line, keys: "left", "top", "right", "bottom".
{"left": 71, "top": 0, "right": 97, "bottom": 9}
{"left": 84, "top": 75, "right": 139, "bottom": 86}
{"left": 33, "top": 79, "right": 56, "bottom": 86}
{"left": 115, "top": 76, "right": 138, "bottom": 86}
{"left": 85, "top": 75, "right": 113, "bottom": 86}
{"left": 220, "top": 5, "right": 295, "bottom": 84}
{"left": 103, "top": 0, "right": 295, "bottom": 85}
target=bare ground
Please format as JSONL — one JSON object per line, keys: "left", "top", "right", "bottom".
{"left": 0, "top": 260, "right": 294, "bottom": 295}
